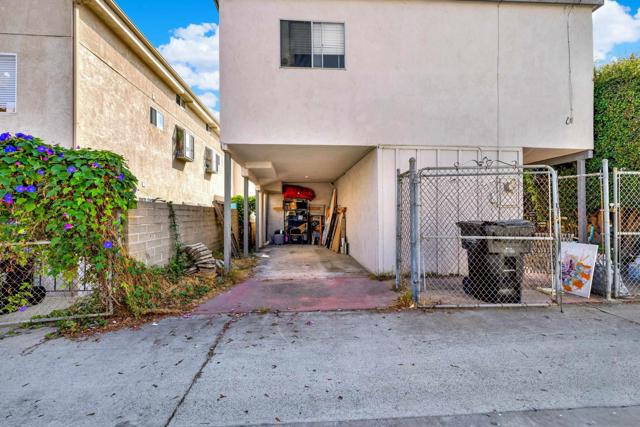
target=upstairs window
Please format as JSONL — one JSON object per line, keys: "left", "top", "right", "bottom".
{"left": 176, "top": 94, "right": 185, "bottom": 108}
{"left": 174, "top": 126, "right": 194, "bottom": 162}
{"left": 0, "top": 54, "right": 17, "bottom": 113}
{"left": 280, "top": 21, "right": 345, "bottom": 69}
{"left": 150, "top": 107, "right": 164, "bottom": 130}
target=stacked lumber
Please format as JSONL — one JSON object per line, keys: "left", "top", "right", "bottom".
{"left": 329, "top": 207, "right": 347, "bottom": 253}
{"left": 183, "top": 243, "right": 224, "bottom": 274}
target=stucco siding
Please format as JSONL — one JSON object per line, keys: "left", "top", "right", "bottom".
{"left": 379, "top": 146, "right": 522, "bottom": 273}
{"left": 76, "top": 5, "right": 225, "bottom": 206}
{"left": 0, "top": 0, "right": 74, "bottom": 147}
{"left": 220, "top": 0, "right": 593, "bottom": 153}
{"left": 335, "top": 150, "right": 379, "bottom": 273}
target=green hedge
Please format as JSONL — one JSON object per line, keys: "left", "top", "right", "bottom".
{"left": 589, "top": 55, "right": 640, "bottom": 172}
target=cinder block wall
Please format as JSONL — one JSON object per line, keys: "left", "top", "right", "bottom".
{"left": 125, "top": 200, "right": 223, "bottom": 266}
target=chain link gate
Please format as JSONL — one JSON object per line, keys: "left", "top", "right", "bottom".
{"left": 396, "top": 158, "right": 561, "bottom": 308}
{"left": 557, "top": 159, "right": 613, "bottom": 300}
{"left": 613, "top": 170, "right": 640, "bottom": 298}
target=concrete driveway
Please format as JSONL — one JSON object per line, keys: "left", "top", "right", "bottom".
{"left": 2, "top": 304, "right": 640, "bottom": 426}
{"left": 196, "top": 246, "right": 398, "bottom": 313}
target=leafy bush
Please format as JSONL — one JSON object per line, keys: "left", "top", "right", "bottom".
{"left": 590, "top": 55, "right": 640, "bottom": 172}
{"left": 0, "top": 133, "right": 137, "bottom": 302}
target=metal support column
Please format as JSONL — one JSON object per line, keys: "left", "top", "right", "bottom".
{"left": 243, "top": 177, "right": 249, "bottom": 257}
{"left": 223, "top": 151, "right": 232, "bottom": 272}
{"left": 409, "top": 158, "right": 419, "bottom": 303}
{"left": 395, "top": 168, "right": 402, "bottom": 290}
{"left": 577, "top": 159, "right": 587, "bottom": 243}
{"left": 255, "top": 189, "right": 261, "bottom": 249}
{"left": 602, "top": 159, "right": 612, "bottom": 300}
{"left": 612, "top": 168, "right": 620, "bottom": 297}
{"left": 551, "top": 167, "right": 563, "bottom": 310}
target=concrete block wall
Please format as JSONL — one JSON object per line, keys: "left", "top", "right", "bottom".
{"left": 125, "top": 200, "right": 222, "bottom": 266}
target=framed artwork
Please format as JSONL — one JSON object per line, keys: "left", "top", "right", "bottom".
{"left": 560, "top": 242, "right": 599, "bottom": 298}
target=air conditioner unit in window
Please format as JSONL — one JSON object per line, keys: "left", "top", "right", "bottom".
{"left": 175, "top": 130, "right": 195, "bottom": 162}
{"left": 205, "top": 148, "right": 220, "bottom": 173}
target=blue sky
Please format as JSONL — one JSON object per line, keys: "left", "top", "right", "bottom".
{"left": 115, "top": 0, "right": 640, "bottom": 116}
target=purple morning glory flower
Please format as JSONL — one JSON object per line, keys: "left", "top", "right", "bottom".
{"left": 18, "top": 306, "right": 27, "bottom": 312}
{"left": 16, "top": 185, "right": 26, "bottom": 193}
{"left": 0, "top": 132, "right": 11, "bottom": 141}
{"left": 103, "top": 241, "right": 113, "bottom": 249}
{"left": 26, "top": 185, "right": 36, "bottom": 193}
{"left": 64, "top": 223, "right": 73, "bottom": 230}
{"left": 15, "top": 133, "right": 32, "bottom": 140}
{"left": 67, "top": 166, "right": 77, "bottom": 174}
{"left": 58, "top": 153, "right": 64, "bottom": 158}
{"left": 2, "top": 193, "right": 13, "bottom": 204}
{"left": 3, "top": 145, "right": 16, "bottom": 153}
{"left": 42, "top": 157, "right": 49, "bottom": 162}
{"left": 36, "top": 145, "right": 47, "bottom": 153}
{"left": 46, "top": 148, "right": 54, "bottom": 156}
{"left": 15, "top": 161, "right": 21, "bottom": 167}
{"left": 37, "top": 169, "right": 45, "bottom": 176}
{"left": 91, "top": 162, "right": 101, "bottom": 168}
{"left": 117, "top": 173, "right": 125, "bottom": 181}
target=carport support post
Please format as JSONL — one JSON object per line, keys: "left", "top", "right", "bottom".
{"left": 395, "top": 168, "right": 401, "bottom": 290}
{"left": 243, "top": 177, "right": 249, "bottom": 257}
{"left": 224, "top": 151, "right": 232, "bottom": 272}
{"left": 255, "top": 189, "right": 261, "bottom": 249}
{"left": 577, "top": 159, "right": 587, "bottom": 243}
{"left": 603, "top": 159, "right": 612, "bottom": 300}
{"left": 409, "top": 158, "right": 419, "bottom": 303}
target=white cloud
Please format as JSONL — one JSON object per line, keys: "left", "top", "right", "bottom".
{"left": 199, "top": 91, "right": 218, "bottom": 112}
{"left": 158, "top": 22, "right": 220, "bottom": 108}
{"left": 593, "top": 0, "right": 640, "bottom": 62}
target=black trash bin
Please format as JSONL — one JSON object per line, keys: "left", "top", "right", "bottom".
{"left": 457, "top": 220, "right": 535, "bottom": 303}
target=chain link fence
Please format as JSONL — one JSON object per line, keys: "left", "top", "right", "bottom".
{"left": 614, "top": 171, "right": 640, "bottom": 298}
{"left": 396, "top": 170, "right": 411, "bottom": 290}
{"left": 397, "top": 158, "right": 561, "bottom": 308}
{"left": 558, "top": 169, "right": 613, "bottom": 300}
{"left": 0, "top": 242, "right": 111, "bottom": 326}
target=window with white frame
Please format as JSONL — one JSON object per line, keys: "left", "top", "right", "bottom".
{"left": 174, "top": 125, "right": 194, "bottom": 161}
{"left": 0, "top": 54, "right": 17, "bottom": 113}
{"left": 150, "top": 107, "right": 164, "bottom": 130}
{"left": 280, "top": 21, "right": 345, "bottom": 69}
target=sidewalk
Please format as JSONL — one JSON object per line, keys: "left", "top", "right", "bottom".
{"left": 2, "top": 305, "right": 640, "bottom": 426}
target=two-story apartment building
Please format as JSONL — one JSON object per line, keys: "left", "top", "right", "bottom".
{"left": 218, "top": 0, "right": 602, "bottom": 274}
{"left": 1, "top": 0, "right": 244, "bottom": 265}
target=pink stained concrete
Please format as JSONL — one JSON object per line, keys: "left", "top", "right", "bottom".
{"left": 196, "top": 276, "right": 398, "bottom": 314}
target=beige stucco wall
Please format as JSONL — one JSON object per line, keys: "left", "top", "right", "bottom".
{"left": 220, "top": 0, "right": 594, "bottom": 154}
{"left": 0, "top": 0, "right": 74, "bottom": 147}
{"left": 335, "top": 150, "right": 379, "bottom": 273}
{"left": 76, "top": 5, "right": 226, "bottom": 206}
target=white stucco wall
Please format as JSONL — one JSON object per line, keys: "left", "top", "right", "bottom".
{"left": 0, "top": 0, "right": 74, "bottom": 147}
{"left": 335, "top": 149, "right": 379, "bottom": 273}
{"left": 220, "top": 0, "right": 594, "bottom": 153}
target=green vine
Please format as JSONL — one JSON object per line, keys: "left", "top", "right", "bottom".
{"left": 0, "top": 133, "right": 138, "bottom": 310}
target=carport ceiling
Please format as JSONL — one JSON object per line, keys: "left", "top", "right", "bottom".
{"left": 228, "top": 144, "right": 373, "bottom": 184}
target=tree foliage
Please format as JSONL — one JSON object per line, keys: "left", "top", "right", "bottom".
{"left": 589, "top": 55, "right": 640, "bottom": 172}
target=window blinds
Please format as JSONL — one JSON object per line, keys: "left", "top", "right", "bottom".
{"left": 312, "top": 23, "right": 345, "bottom": 56}
{"left": 0, "top": 54, "right": 17, "bottom": 113}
